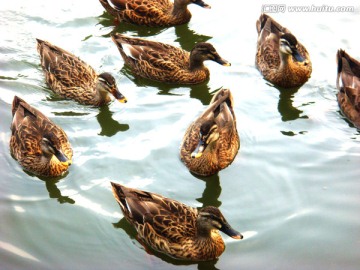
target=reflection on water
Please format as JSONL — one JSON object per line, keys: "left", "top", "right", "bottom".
{"left": 197, "top": 260, "right": 219, "bottom": 270}
{"left": 190, "top": 84, "right": 220, "bottom": 105}
{"left": 195, "top": 174, "right": 222, "bottom": 208}
{"left": 43, "top": 178, "right": 75, "bottom": 204}
{"left": 276, "top": 87, "right": 308, "bottom": 122}
{"left": 174, "top": 24, "right": 211, "bottom": 51}
{"left": 23, "top": 171, "right": 75, "bottom": 204}
{"left": 96, "top": 105, "right": 129, "bottom": 136}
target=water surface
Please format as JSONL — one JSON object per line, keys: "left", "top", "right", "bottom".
{"left": 1, "top": 0, "right": 360, "bottom": 269}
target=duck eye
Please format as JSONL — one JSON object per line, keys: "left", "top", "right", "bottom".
{"left": 99, "top": 77, "right": 113, "bottom": 87}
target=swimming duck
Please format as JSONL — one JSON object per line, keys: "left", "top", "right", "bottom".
{"left": 111, "top": 34, "right": 230, "bottom": 84}
{"left": 10, "top": 96, "right": 73, "bottom": 177}
{"left": 110, "top": 182, "right": 242, "bottom": 261}
{"left": 180, "top": 89, "right": 239, "bottom": 176}
{"left": 36, "top": 39, "right": 127, "bottom": 106}
{"left": 99, "top": 0, "right": 210, "bottom": 27}
{"left": 255, "top": 14, "right": 312, "bottom": 88}
{"left": 336, "top": 49, "right": 360, "bottom": 128}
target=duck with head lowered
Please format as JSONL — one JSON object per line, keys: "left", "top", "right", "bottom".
{"left": 180, "top": 89, "right": 239, "bottom": 176}
{"left": 255, "top": 14, "right": 312, "bottom": 88}
{"left": 10, "top": 96, "right": 73, "bottom": 177}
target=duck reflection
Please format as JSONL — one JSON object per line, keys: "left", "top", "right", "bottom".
{"left": 174, "top": 24, "right": 211, "bottom": 51}
{"left": 190, "top": 84, "right": 219, "bottom": 105}
{"left": 194, "top": 173, "right": 222, "bottom": 208}
{"left": 33, "top": 173, "right": 75, "bottom": 204}
{"left": 97, "top": 105, "right": 129, "bottom": 137}
{"left": 277, "top": 86, "right": 308, "bottom": 121}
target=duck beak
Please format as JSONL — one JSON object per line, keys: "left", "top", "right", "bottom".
{"left": 215, "top": 56, "right": 231, "bottom": 67}
{"left": 292, "top": 49, "right": 305, "bottom": 62}
{"left": 54, "top": 149, "right": 71, "bottom": 166}
{"left": 193, "top": 0, "right": 211, "bottom": 9}
{"left": 191, "top": 137, "right": 206, "bottom": 159}
{"left": 220, "top": 221, "right": 243, "bottom": 240}
{"left": 112, "top": 88, "right": 127, "bottom": 103}
{"left": 117, "top": 96, "right": 128, "bottom": 103}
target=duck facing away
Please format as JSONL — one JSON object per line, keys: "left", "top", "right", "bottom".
{"left": 336, "top": 49, "right": 360, "bottom": 128}
{"left": 111, "top": 34, "right": 230, "bottom": 84}
{"left": 110, "top": 182, "right": 242, "bottom": 261}
{"left": 256, "top": 14, "right": 312, "bottom": 88}
{"left": 180, "top": 89, "right": 239, "bottom": 176}
{"left": 10, "top": 96, "right": 73, "bottom": 177}
{"left": 36, "top": 39, "right": 127, "bottom": 106}
{"left": 99, "top": 0, "right": 210, "bottom": 27}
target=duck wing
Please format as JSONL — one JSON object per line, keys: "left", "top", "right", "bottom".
{"left": 112, "top": 34, "right": 189, "bottom": 71}
{"left": 36, "top": 39, "right": 97, "bottom": 89}
{"left": 111, "top": 183, "right": 197, "bottom": 243}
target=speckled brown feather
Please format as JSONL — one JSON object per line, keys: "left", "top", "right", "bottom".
{"left": 36, "top": 39, "right": 115, "bottom": 106}
{"left": 336, "top": 50, "right": 360, "bottom": 128}
{"left": 256, "top": 14, "right": 312, "bottom": 88}
{"left": 180, "top": 89, "right": 240, "bottom": 176}
{"left": 111, "top": 183, "right": 233, "bottom": 261}
{"left": 99, "top": 0, "right": 193, "bottom": 26}
{"left": 10, "top": 96, "right": 73, "bottom": 177}
{"left": 111, "top": 34, "right": 214, "bottom": 84}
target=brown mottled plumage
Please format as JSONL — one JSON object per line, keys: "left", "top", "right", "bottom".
{"left": 180, "top": 89, "right": 239, "bottom": 176}
{"left": 36, "top": 39, "right": 127, "bottom": 106}
{"left": 256, "top": 14, "right": 312, "bottom": 88}
{"left": 10, "top": 96, "right": 73, "bottom": 177}
{"left": 336, "top": 49, "right": 360, "bottom": 128}
{"left": 111, "top": 34, "right": 230, "bottom": 84}
{"left": 99, "top": 0, "right": 210, "bottom": 27}
{"left": 111, "top": 182, "right": 242, "bottom": 261}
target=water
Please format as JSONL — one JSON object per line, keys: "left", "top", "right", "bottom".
{"left": 1, "top": 0, "right": 360, "bottom": 269}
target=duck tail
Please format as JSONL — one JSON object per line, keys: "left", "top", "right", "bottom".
{"left": 11, "top": 96, "right": 25, "bottom": 117}
{"left": 110, "top": 182, "right": 131, "bottom": 215}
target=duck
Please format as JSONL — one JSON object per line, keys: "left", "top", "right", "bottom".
{"left": 36, "top": 39, "right": 127, "bottom": 106}
{"left": 10, "top": 96, "right": 73, "bottom": 177}
{"left": 255, "top": 14, "right": 312, "bottom": 88}
{"left": 99, "top": 0, "right": 210, "bottom": 27}
{"left": 180, "top": 89, "right": 239, "bottom": 176}
{"left": 336, "top": 49, "right": 360, "bottom": 128}
{"left": 111, "top": 34, "right": 230, "bottom": 84}
{"left": 110, "top": 182, "right": 242, "bottom": 261}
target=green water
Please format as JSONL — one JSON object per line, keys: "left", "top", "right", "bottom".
{"left": 1, "top": 0, "right": 360, "bottom": 269}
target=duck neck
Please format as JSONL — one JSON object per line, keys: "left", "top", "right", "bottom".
{"left": 172, "top": 0, "right": 189, "bottom": 16}
{"left": 189, "top": 55, "right": 205, "bottom": 71}
{"left": 96, "top": 82, "right": 111, "bottom": 105}
{"left": 195, "top": 225, "right": 225, "bottom": 259}
{"left": 196, "top": 223, "right": 212, "bottom": 239}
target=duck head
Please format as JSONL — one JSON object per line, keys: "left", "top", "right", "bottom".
{"left": 98, "top": 72, "right": 127, "bottom": 103}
